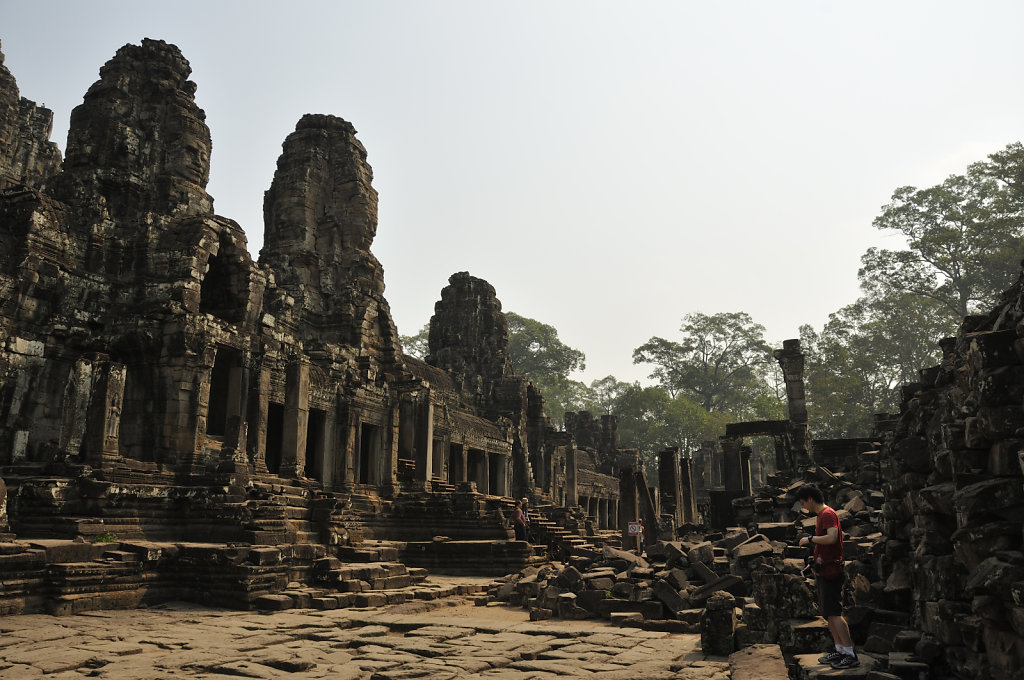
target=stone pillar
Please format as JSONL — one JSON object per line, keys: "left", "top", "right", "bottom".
{"left": 413, "top": 396, "right": 434, "bottom": 488}
{"left": 455, "top": 445, "right": 468, "bottom": 482}
{"left": 680, "top": 453, "right": 698, "bottom": 523}
{"left": 222, "top": 364, "right": 249, "bottom": 471}
{"left": 565, "top": 447, "right": 578, "bottom": 507}
{"left": 700, "top": 591, "right": 737, "bottom": 656}
{"left": 720, "top": 436, "right": 744, "bottom": 492}
{"left": 495, "top": 452, "right": 510, "bottom": 496}
{"left": 341, "top": 413, "right": 358, "bottom": 489}
{"left": 248, "top": 364, "right": 270, "bottom": 473}
{"left": 321, "top": 409, "right": 338, "bottom": 489}
{"left": 280, "top": 360, "right": 309, "bottom": 477}
{"left": 618, "top": 459, "right": 641, "bottom": 552}
{"left": 479, "top": 452, "right": 490, "bottom": 494}
{"left": 636, "top": 468, "right": 660, "bottom": 546}
{"left": 382, "top": 403, "right": 400, "bottom": 495}
{"left": 0, "top": 475, "right": 7, "bottom": 534}
{"left": 740, "top": 445, "right": 753, "bottom": 494}
{"left": 773, "top": 339, "right": 810, "bottom": 469}
{"left": 80, "top": 355, "right": 126, "bottom": 469}
{"left": 658, "top": 446, "right": 683, "bottom": 526}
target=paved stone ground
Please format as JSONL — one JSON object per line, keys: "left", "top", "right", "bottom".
{"left": 0, "top": 585, "right": 731, "bottom": 679}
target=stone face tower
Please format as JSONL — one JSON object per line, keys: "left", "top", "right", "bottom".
{"left": 56, "top": 38, "right": 214, "bottom": 220}
{"left": 427, "top": 272, "right": 512, "bottom": 393}
{"left": 261, "top": 114, "right": 399, "bottom": 363}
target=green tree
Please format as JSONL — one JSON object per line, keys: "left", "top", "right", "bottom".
{"left": 506, "top": 312, "right": 589, "bottom": 426}
{"left": 801, "top": 292, "right": 947, "bottom": 437}
{"left": 860, "top": 143, "right": 1024, "bottom": 319}
{"left": 400, "top": 324, "right": 429, "bottom": 360}
{"left": 612, "top": 383, "right": 732, "bottom": 477}
{"left": 588, "top": 375, "right": 631, "bottom": 414}
{"left": 632, "top": 311, "right": 775, "bottom": 413}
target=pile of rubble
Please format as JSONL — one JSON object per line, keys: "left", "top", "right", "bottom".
{"left": 487, "top": 465, "right": 936, "bottom": 677}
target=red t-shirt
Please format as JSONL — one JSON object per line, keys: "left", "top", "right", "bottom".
{"left": 814, "top": 506, "right": 843, "bottom": 564}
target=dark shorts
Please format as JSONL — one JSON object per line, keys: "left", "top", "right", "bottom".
{"left": 816, "top": 575, "right": 843, "bottom": 618}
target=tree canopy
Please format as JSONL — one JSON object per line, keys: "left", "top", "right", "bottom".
{"left": 399, "top": 324, "right": 429, "bottom": 360}
{"left": 632, "top": 311, "right": 775, "bottom": 413}
{"left": 505, "top": 312, "right": 589, "bottom": 426}
{"left": 859, "top": 143, "right": 1024, "bottom": 319}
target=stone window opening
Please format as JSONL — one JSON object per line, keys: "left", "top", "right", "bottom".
{"left": 265, "top": 403, "right": 285, "bottom": 474}
{"left": 198, "top": 249, "right": 245, "bottom": 323}
{"left": 205, "top": 347, "right": 241, "bottom": 438}
{"left": 305, "top": 408, "right": 326, "bottom": 482}
{"left": 358, "top": 423, "right": 382, "bottom": 485}
{"left": 449, "top": 443, "right": 465, "bottom": 483}
{"left": 468, "top": 448, "right": 487, "bottom": 494}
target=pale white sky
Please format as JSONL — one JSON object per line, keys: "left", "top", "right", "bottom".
{"left": 3, "top": 1, "right": 1023, "bottom": 384}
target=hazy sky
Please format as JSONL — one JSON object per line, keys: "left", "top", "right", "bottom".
{"left": 3, "top": 1, "right": 1023, "bottom": 384}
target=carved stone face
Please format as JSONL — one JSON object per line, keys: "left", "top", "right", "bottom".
{"left": 164, "top": 129, "right": 211, "bottom": 186}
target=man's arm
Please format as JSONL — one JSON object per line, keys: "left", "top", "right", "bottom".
{"left": 799, "top": 527, "right": 839, "bottom": 547}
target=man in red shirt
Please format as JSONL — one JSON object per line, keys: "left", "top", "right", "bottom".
{"left": 797, "top": 484, "right": 858, "bottom": 670}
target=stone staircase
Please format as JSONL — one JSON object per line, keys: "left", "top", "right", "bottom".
{"left": 243, "top": 479, "right": 321, "bottom": 544}
{"left": 256, "top": 541, "right": 487, "bottom": 611}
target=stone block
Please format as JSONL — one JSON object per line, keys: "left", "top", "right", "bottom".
{"left": 700, "top": 591, "right": 736, "bottom": 656}
{"left": 652, "top": 580, "right": 688, "bottom": 614}
{"left": 729, "top": 644, "right": 787, "bottom": 680}
{"left": 248, "top": 547, "right": 281, "bottom": 565}
{"left": 254, "top": 594, "right": 293, "bottom": 611}
{"left": 354, "top": 593, "right": 386, "bottom": 607}
{"left": 686, "top": 541, "right": 714, "bottom": 567}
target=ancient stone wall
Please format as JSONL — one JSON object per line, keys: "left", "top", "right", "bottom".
{"left": 0, "top": 41, "right": 62, "bottom": 190}
{"left": 876, "top": 274, "right": 1024, "bottom": 680}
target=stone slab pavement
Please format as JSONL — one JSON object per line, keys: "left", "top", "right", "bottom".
{"left": 0, "top": 595, "right": 733, "bottom": 679}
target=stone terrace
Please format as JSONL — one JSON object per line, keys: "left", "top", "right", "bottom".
{"left": 0, "top": 594, "right": 788, "bottom": 680}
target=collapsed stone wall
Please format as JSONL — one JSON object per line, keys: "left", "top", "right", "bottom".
{"left": 875, "top": 273, "right": 1024, "bottom": 680}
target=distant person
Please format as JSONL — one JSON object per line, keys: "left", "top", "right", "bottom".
{"left": 511, "top": 500, "right": 527, "bottom": 541}
{"left": 796, "top": 484, "right": 858, "bottom": 670}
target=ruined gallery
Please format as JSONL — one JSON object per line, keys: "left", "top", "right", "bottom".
{"left": 0, "top": 38, "right": 1023, "bottom": 680}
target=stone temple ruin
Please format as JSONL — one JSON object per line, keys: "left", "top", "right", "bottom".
{"left": 2, "top": 37, "right": 1024, "bottom": 680}
{"left": 0, "top": 38, "right": 625, "bottom": 606}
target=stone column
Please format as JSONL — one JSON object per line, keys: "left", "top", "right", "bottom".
{"left": 81, "top": 355, "right": 126, "bottom": 469}
{"left": 413, "top": 395, "right": 434, "bottom": 489}
{"left": 248, "top": 364, "right": 270, "bottom": 473}
{"left": 680, "top": 453, "right": 698, "bottom": 523}
{"left": 565, "top": 447, "right": 578, "bottom": 507}
{"left": 222, "top": 363, "right": 249, "bottom": 471}
{"left": 773, "top": 339, "right": 810, "bottom": 469}
{"left": 341, "top": 413, "right": 358, "bottom": 489}
{"left": 478, "top": 452, "right": 490, "bottom": 494}
{"left": 720, "top": 436, "right": 744, "bottom": 492}
{"left": 455, "top": 445, "right": 468, "bottom": 482}
{"left": 739, "top": 445, "right": 753, "bottom": 494}
{"left": 636, "top": 468, "right": 660, "bottom": 546}
{"left": 618, "top": 459, "right": 641, "bottom": 552}
{"left": 382, "top": 403, "right": 400, "bottom": 495}
{"left": 321, "top": 409, "right": 337, "bottom": 490}
{"left": 0, "top": 475, "right": 7, "bottom": 534}
{"left": 495, "top": 452, "right": 509, "bottom": 496}
{"left": 658, "top": 446, "right": 683, "bottom": 526}
{"left": 280, "top": 360, "right": 310, "bottom": 477}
